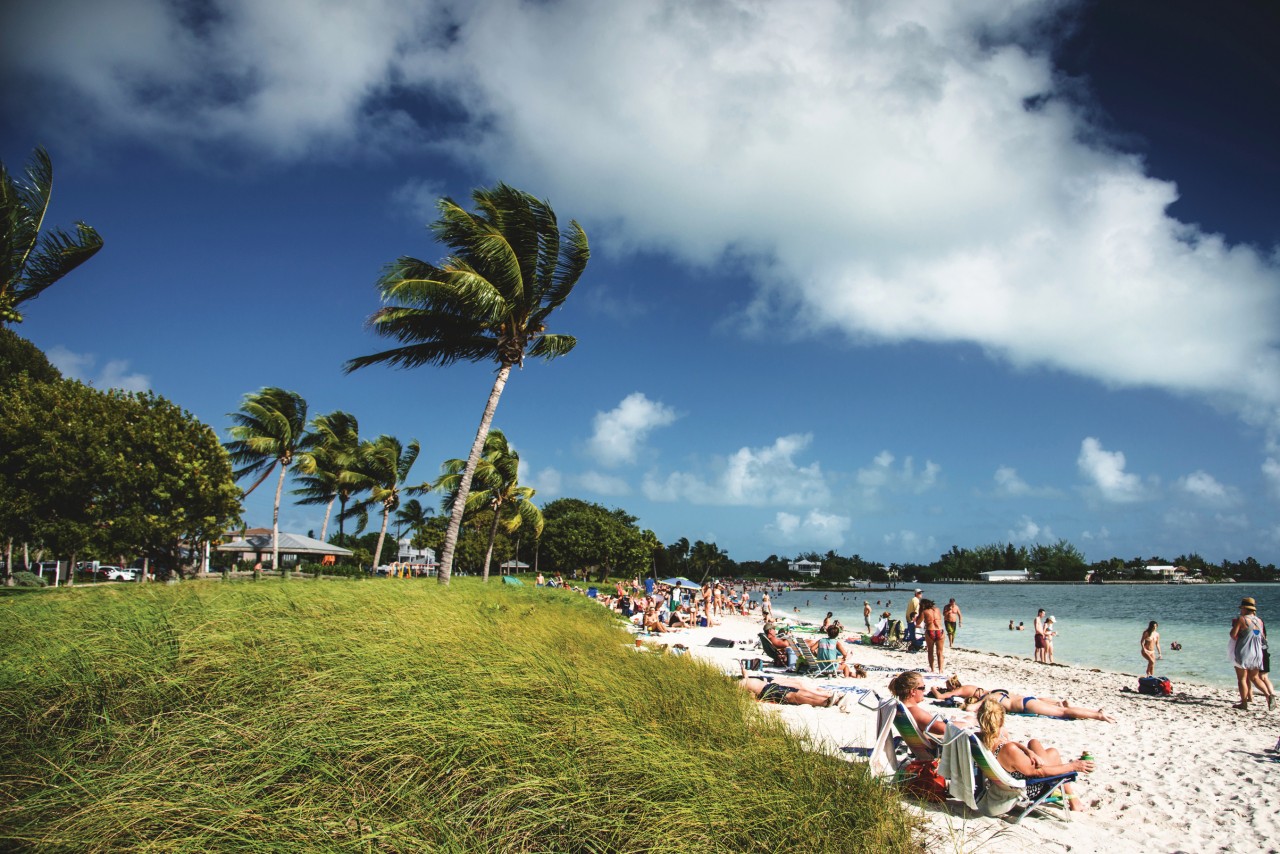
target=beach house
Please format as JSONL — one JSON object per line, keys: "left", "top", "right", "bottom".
{"left": 787, "top": 559, "right": 822, "bottom": 577}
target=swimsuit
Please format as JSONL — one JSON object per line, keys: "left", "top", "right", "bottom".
{"left": 926, "top": 629, "right": 944, "bottom": 642}
{"left": 758, "top": 683, "right": 797, "bottom": 703}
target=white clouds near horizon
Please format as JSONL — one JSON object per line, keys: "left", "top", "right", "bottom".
{"left": 643, "top": 433, "right": 829, "bottom": 507}
{"left": 46, "top": 346, "right": 150, "bottom": 392}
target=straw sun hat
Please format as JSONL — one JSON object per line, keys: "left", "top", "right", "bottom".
{"left": 1240, "top": 597, "right": 1257, "bottom": 611}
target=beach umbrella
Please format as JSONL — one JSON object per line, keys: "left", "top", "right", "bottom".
{"left": 660, "top": 577, "right": 701, "bottom": 590}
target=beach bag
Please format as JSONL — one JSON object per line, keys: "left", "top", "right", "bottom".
{"left": 899, "top": 758, "right": 948, "bottom": 802}
{"left": 1138, "top": 676, "right": 1172, "bottom": 696}
{"left": 707, "top": 637, "right": 735, "bottom": 648}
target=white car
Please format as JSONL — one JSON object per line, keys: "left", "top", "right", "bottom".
{"left": 102, "top": 566, "right": 139, "bottom": 581}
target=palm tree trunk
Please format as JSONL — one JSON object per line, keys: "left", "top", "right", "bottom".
{"left": 273, "top": 462, "right": 288, "bottom": 578}
{"left": 373, "top": 505, "right": 390, "bottom": 570}
{"left": 3, "top": 539, "right": 12, "bottom": 587}
{"left": 319, "top": 495, "right": 337, "bottom": 542}
{"left": 438, "top": 364, "right": 511, "bottom": 584}
{"left": 482, "top": 507, "right": 501, "bottom": 583}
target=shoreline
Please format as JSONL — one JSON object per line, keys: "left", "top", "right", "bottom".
{"left": 633, "top": 610, "right": 1280, "bottom": 853}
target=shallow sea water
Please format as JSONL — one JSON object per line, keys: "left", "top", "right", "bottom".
{"left": 764, "top": 582, "right": 1279, "bottom": 690}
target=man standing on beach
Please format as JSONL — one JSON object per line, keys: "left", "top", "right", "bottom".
{"left": 904, "top": 589, "right": 922, "bottom": 643}
{"left": 1033, "top": 608, "right": 1047, "bottom": 663}
{"left": 943, "top": 598, "right": 962, "bottom": 648}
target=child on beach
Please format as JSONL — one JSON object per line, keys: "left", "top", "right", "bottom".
{"left": 1043, "top": 616, "right": 1057, "bottom": 664}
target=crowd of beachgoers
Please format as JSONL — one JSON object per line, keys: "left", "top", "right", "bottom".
{"left": 546, "top": 578, "right": 1279, "bottom": 853}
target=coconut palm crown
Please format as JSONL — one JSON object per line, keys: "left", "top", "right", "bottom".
{"left": 224, "top": 387, "right": 308, "bottom": 579}
{"left": 344, "top": 435, "right": 421, "bottom": 571}
{"left": 435, "top": 428, "right": 543, "bottom": 583}
{"left": 346, "top": 183, "right": 588, "bottom": 584}
{"left": 1, "top": 147, "right": 103, "bottom": 325}
{"left": 292, "top": 410, "right": 362, "bottom": 543}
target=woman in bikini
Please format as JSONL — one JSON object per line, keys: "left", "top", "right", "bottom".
{"left": 1140, "top": 621, "right": 1162, "bottom": 677}
{"left": 916, "top": 599, "right": 946, "bottom": 674}
{"left": 976, "top": 698, "right": 1093, "bottom": 812}
{"left": 931, "top": 684, "right": 1115, "bottom": 722}
{"left": 888, "top": 671, "right": 975, "bottom": 737}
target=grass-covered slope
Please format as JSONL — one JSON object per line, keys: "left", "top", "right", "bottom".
{"left": 0, "top": 580, "right": 916, "bottom": 852}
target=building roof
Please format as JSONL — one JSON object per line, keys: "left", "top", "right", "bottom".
{"left": 217, "top": 531, "right": 353, "bottom": 557}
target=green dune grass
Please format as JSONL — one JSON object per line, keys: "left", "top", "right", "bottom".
{"left": 0, "top": 580, "right": 917, "bottom": 852}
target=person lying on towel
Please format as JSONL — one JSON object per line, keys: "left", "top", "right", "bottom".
{"left": 930, "top": 683, "right": 1115, "bottom": 722}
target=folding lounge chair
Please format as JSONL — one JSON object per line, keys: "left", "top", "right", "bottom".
{"left": 866, "top": 700, "right": 945, "bottom": 790}
{"left": 795, "top": 640, "right": 838, "bottom": 676}
{"left": 758, "top": 632, "right": 794, "bottom": 668}
{"left": 890, "top": 701, "right": 943, "bottom": 762}
{"left": 968, "top": 731, "right": 1076, "bottom": 824}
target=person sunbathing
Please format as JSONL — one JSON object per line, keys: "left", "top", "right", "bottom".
{"left": 932, "top": 684, "right": 1115, "bottom": 722}
{"left": 737, "top": 662, "right": 844, "bottom": 708}
{"left": 976, "top": 698, "right": 1093, "bottom": 812}
{"left": 888, "top": 671, "right": 975, "bottom": 737}
{"left": 642, "top": 607, "right": 670, "bottom": 633}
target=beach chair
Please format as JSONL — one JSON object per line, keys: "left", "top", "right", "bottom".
{"left": 968, "top": 731, "right": 1076, "bottom": 824}
{"left": 795, "top": 639, "right": 838, "bottom": 676}
{"left": 889, "top": 701, "right": 942, "bottom": 762}
{"left": 758, "top": 632, "right": 794, "bottom": 668}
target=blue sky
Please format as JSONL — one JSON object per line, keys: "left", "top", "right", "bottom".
{"left": 2, "top": 0, "right": 1278, "bottom": 565}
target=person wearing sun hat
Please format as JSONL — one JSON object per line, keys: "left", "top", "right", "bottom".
{"left": 1229, "top": 596, "right": 1274, "bottom": 711}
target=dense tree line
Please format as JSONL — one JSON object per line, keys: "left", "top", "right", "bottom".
{"left": 0, "top": 330, "right": 241, "bottom": 583}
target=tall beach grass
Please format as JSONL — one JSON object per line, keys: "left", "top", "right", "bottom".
{"left": 0, "top": 579, "right": 917, "bottom": 852}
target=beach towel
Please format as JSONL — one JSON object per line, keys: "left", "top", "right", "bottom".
{"left": 937, "top": 722, "right": 978, "bottom": 810}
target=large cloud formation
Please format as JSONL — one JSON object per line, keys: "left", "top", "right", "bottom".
{"left": 4, "top": 0, "right": 1277, "bottom": 439}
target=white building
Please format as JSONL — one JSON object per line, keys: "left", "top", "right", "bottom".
{"left": 979, "top": 569, "right": 1030, "bottom": 582}
{"left": 788, "top": 559, "right": 822, "bottom": 576}
{"left": 1142, "top": 564, "right": 1186, "bottom": 580}
{"left": 398, "top": 538, "right": 436, "bottom": 568}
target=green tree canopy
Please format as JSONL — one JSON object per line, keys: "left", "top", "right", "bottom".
{"left": 0, "top": 374, "right": 240, "bottom": 583}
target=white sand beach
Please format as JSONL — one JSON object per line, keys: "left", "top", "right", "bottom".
{"left": 637, "top": 612, "right": 1279, "bottom": 853}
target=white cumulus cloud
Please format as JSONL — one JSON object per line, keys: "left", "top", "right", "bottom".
{"left": 1263, "top": 457, "right": 1280, "bottom": 498}
{"left": 992, "top": 465, "right": 1060, "bottom": 498}
{"left": 765, "top": 509, "right": 850, "bottom": 549}
{"left": 1077, "top": 437, "right": 1147, "bottom": 503}
{"left": 643, "top": 433, "right": 829, "bottom": 506}
{"left": 856, "top": 451, "right": 941, "bottom": 504}
{"left": 1008, "top": 515, "right": 1054, "bottom": 543}
{"left": 587, "top": 392, "right": 677, "bottom": 467}
{"left": 1177, "top": 470, "right": 1238, "bottom": 506}
{"left": 46, "top": 346, "right": 150, "bottom": 392}
{"left": 575, "top": 471, "right": 631, "bottom": 497}
{"left": 882, "top": 529, "right": 938, "bottom": 559}
{"left": 8, "top": 0, "right": 1279, "bottom": 443}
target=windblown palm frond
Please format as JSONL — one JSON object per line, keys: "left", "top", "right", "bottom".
{"left": 346, "top": 183, "right": 588, "bottom": 583}
{"left": 1, "top": 147, "right": 103, "bottom": 325}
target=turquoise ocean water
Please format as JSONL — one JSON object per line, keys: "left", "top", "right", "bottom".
{"left": 764, "top": 583, "right": 1279, "bottom": 690}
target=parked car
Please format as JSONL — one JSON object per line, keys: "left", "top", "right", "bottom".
{"left": 84, "top": 565, "right": 137, "bottom": 581}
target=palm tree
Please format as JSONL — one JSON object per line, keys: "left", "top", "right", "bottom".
{"left": 394, "top": 498, "right": 434, "bottom": 546}
{"left": 292, "top": 410, "right": 361, "bottom": 543}
{"left": 1, "top": 147, "right": 104, "bottom": 325}
{"left": 346, "top": 183, "right": 588, "bottom": 584}
{"left": 435, "top": 429, "right": 542, "bottom": 583}
{"left": 224, "top": 388, "right": 308, "bottom": 579}
{"left": 345, "top": 435, "right": 420, "bottom": 571}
